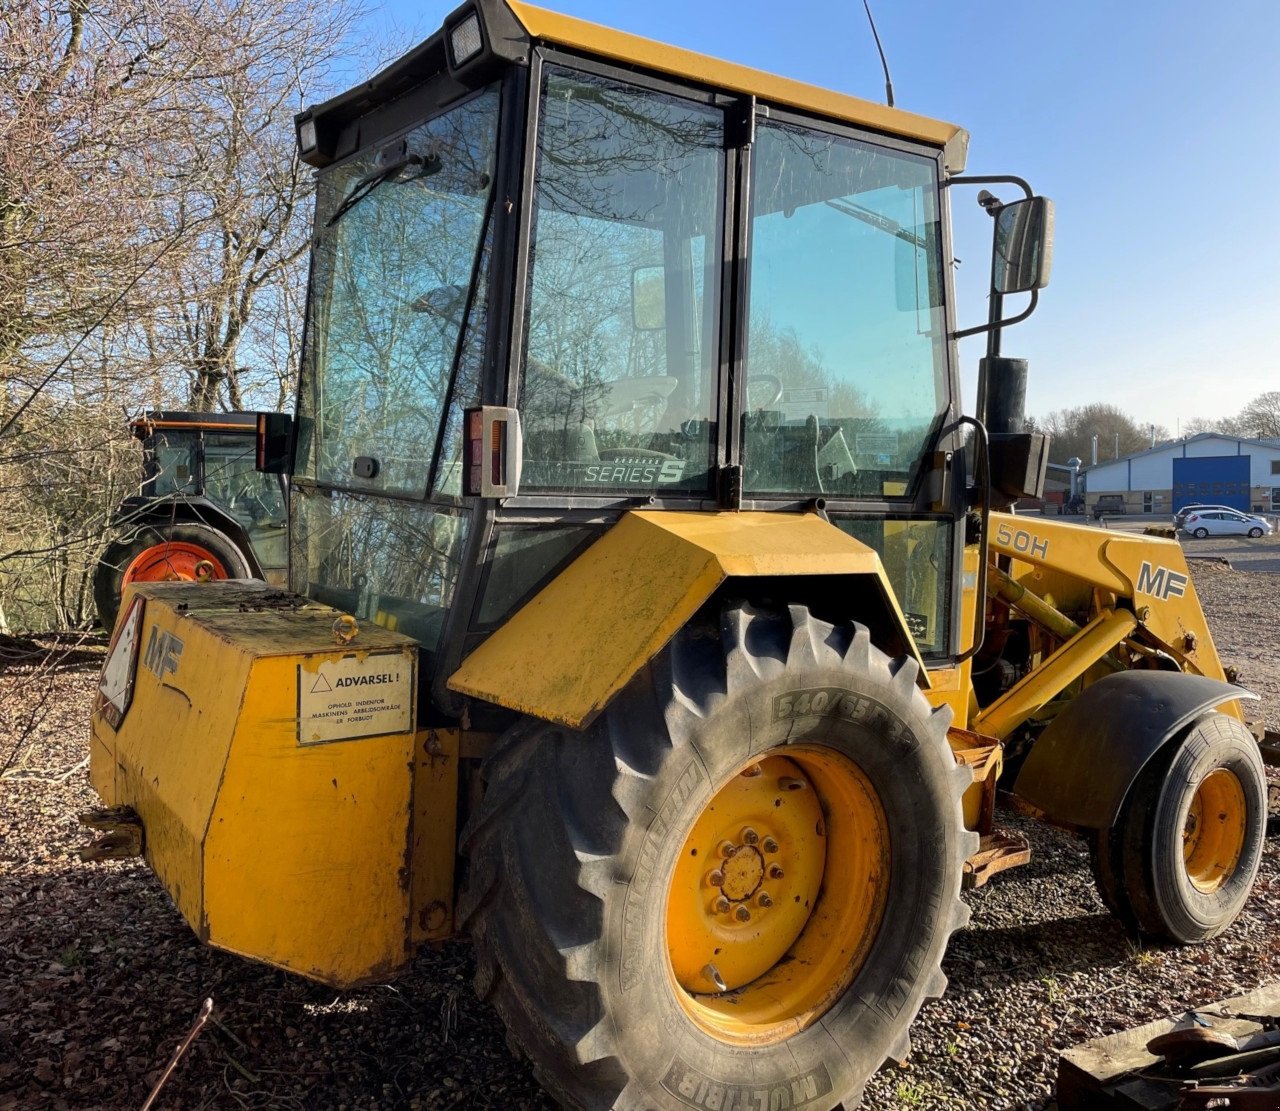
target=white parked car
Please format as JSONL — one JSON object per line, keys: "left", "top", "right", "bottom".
{"left": 1173, "top": 503, "right": 1239, "bottom": 530}
{"left": 1180, "top": 509, "right": 1273, "bottom": 539}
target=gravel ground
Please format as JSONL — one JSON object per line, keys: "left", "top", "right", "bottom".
{"left": 2, "top": 561, "right": 1277, "bottom": 1111}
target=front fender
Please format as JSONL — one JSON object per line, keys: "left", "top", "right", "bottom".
{"left": 1013, "top": 671, "right": 1256, "bottom": 829}
{"left": 448, "top": 510, "right": 923, "bottom": 729}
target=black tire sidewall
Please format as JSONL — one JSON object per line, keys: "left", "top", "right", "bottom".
{"left": 1147, "top": 716, "right": 1266, "bottom": 942}
{"left": 1193, "top": 528, "right": 1208, "bottom": 539}
{"left": 598, "top": 659, "right": 963, "bottom": 1105}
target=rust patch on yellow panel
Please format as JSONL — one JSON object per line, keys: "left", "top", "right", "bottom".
{"left": 448, "top": 511, "right": 921, "bottom": 730}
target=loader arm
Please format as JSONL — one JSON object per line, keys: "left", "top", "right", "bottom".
{"left": 984, "top": 511, "right": 1233, "bottom": 689}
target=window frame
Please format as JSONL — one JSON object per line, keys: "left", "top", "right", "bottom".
{"left": 504, "top": 48, "right": 732, "bottom": 507}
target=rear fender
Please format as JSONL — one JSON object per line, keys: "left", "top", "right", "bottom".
{"left": 448, "top": 510, "right": 923, "bottom": 729}
{"left": 1013, "top": 671, "right": 1257, "bottom": 830}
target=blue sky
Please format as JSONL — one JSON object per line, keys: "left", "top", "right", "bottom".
{"left": 365, "top": 0, "right": 1280, "bottom": 432}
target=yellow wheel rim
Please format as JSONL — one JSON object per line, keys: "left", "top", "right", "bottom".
{"left": 665, "top": 747, "right": 890, "bottom": 1045}
{"left": 1183, "top": 768, "right": 1247, "bottom": 894}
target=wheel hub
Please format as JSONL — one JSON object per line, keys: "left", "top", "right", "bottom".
{"left": 1183, "top": 768, "right": 1246, "bottom": 893}
{"left": 717, "top": 843, "right": 764, "bottom": 902}
{"left": 665, "top": 746, "right": 892, "bottom": 1044}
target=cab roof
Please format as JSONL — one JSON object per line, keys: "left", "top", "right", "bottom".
{"left": 301, "top": 0, "right": 968, "bottom": 172}
{"left": 510, "top": 2, "right": 967, "bottom": 166}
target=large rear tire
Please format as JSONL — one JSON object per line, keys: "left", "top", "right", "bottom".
{"left": 459, "top": 603, "right": 974, "bottom": 1110}
{"left": 1090, "top": 713, "right": 1264, "bottom": 943}
{"left": 94, "top": 522, "right": 251, "bottom": 631}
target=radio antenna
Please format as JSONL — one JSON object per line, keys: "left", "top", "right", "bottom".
{"left": 861, "top": 0, "right": 896, "bottom": 108}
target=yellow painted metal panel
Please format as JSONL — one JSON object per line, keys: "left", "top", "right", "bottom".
{"left": 508, "top": 2, "right": 966, "bottom": 158}
{"left": 449, "top": 512, "right": 722, "bottom": 728}
{"left": 449, "top": 511, "right": 918, "bottom": 729}
{"left": 411, "top": 729, "right": 460, "bottom": 944}
{"left": 205, "top": 651, "right": 416, "bottom": 985}
{"left": 987, "top": 513, "right": 1235, "bottom": 703}
{"left": 88, "top": 579, "right": 424, "bottom": 988}
{"left": 89, "top": 597, "right": 250, "bottom": 927}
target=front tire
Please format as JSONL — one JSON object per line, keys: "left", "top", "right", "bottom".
{"left": 459, "top": 603, "right": 974, "bottom": 1110}
{"left": 1248, "top": 527, "right": 1264, "bottom": 538}
{"left": 1092, "top": 713, "right": 1264, "bottom": 943}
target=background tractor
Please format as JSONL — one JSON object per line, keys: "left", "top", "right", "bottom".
{"left": 83, "top": 4, "right": 1265, "bottom": 1109}
{"left": 93, "top": 411, "right": 288, "bottom": 629}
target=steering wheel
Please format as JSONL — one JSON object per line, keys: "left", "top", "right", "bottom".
{"left": 744, "top": 374, "right": 784, "bottom": 410}
{"left": 228, "top": 482, "right": 275, "bottom": 524}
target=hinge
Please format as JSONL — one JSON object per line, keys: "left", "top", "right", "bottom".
{"left": 718, "top": 463, "right": 743, "bottom": 508}
{"left": 726, "top": 95, "right": 757, "bottom": 149}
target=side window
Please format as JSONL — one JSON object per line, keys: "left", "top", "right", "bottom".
{"left": 519, "top": 65, "right": 724, "bottom": 496}
{"left": 299, "top": 86, "right": 501, "bottom": 497}
{"left": 148, "top": 432, "right": 199, "bottom": 496}
{"left": 290, "top": 488, "right": 468, "bottom": 653}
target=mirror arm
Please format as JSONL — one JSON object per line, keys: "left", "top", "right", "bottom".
{"left": 951, "top": 288, "right": 1038, "bottom": 341}
{"left": 944, "top": 173, "right": 1033, "bottom": 200}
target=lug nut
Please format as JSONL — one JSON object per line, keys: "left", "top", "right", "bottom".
{"left": 708, "top": 870, "right": 724, "bottom": 887}
{"left": 762, "top": 837, "right": 779, "bottom": 854}
{"left": 757, "top": 892, "right": 773, "bottom": 908}
{"left": 714, "top": 896, "right": 730, "bottom": 913}
{"left": 740, "top": 763, "right": 762, "bottom": 778}
{"left": 719, "top": 841, "right": 736, "bottom": 858}
{"left": 742, "top": 827, "right": 759, "bottom": 846}
{"left": 769, "top": 864, "right": 785, "bottom": 880}
{"left": 735, "top": 905, "right": 751, "bottom": 922}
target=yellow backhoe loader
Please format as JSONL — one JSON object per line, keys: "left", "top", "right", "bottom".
{"left": 83, "top": 4, "right": 1265, "bottom": 1108}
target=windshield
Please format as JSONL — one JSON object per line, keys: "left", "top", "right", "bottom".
{"left": 518, "top": 66, "right": 723, "bottom": 496}
{"left": 743, "top": 120, "right": 948, "bottom": 498}
{"left": 296, "top": 85, "right": 500, "bottom": 498}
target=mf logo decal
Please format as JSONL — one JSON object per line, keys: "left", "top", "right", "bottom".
{"left": 1136, "top": 561, "right": 1189, "bottom": 601}
{"left": 995, "top": 522, "right": 1049, "bottom": 559}
{"left": 142, "top": 626, "right": 184, "bottom": 679}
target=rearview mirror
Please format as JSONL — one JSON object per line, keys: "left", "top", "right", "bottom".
{"left": 993, "top": 197, "right": 1054, "bottom": 294}
{"left": 631, "top": 266, "right": 665, "bottom": 331}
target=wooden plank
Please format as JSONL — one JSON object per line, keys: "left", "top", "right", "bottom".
{"left": 1056, "top": 983, "right": 1280, "bottom": 1109}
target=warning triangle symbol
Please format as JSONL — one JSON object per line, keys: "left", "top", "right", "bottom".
{"left": 311, "top": 673, "right": 332, "bottom": 694}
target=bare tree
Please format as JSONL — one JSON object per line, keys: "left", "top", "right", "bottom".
{"left": 0, "top": 0, "right": 365, "bottom": 632}
{"left": 1237, "top": 391, "right": 1280, "bottom": 441}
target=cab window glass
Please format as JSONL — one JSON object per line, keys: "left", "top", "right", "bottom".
{"left": 743, "top": 120, "right": 948, "bottom": 498}
{"left": 148, "top": 432, "right": 199, "bottom": 496}
{"left": 835, "top": 517, "right": 951, "bottom": 655}
{"left": 520, "top": 66, "right": 723, "bottom": 496}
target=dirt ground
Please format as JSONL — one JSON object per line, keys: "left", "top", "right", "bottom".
{"left": 1, "top": 561, "right": 1277, "bottom": 1111}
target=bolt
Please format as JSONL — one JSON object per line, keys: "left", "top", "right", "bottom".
{"left": 780, "top": 776, "right": 807, "bottom": 791}
{"left": 735, "top": 905, "right": 751, "bottom": 922}
{"left": 704, "top": 962, "right": 727, "bottom": 992}
{"left": 757, "top": 892, "right": 773, "bottom": 908}
{"left": 762, "top": 837, "right": 779, "bottom": 854}
{"left": 714, "top": 895, "right": 730, "bottom": 913}
{"left": 719, "top": 841, "right": 736, "bottom": 859}
{"left": 769, "top": 864, "right": 784, "bottom": 880}
{"left": 708, "top": 870, "right": 724, "bottom": 887}
{"left": 740, "top": 763, "right": 763, "bottom": 778}
{"left": 742, "top": 827, "right": 759, "bottom": 846}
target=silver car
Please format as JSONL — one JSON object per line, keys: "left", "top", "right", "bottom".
{"left": 1180, "top": 509, "right": 1273, "bottom": 538}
